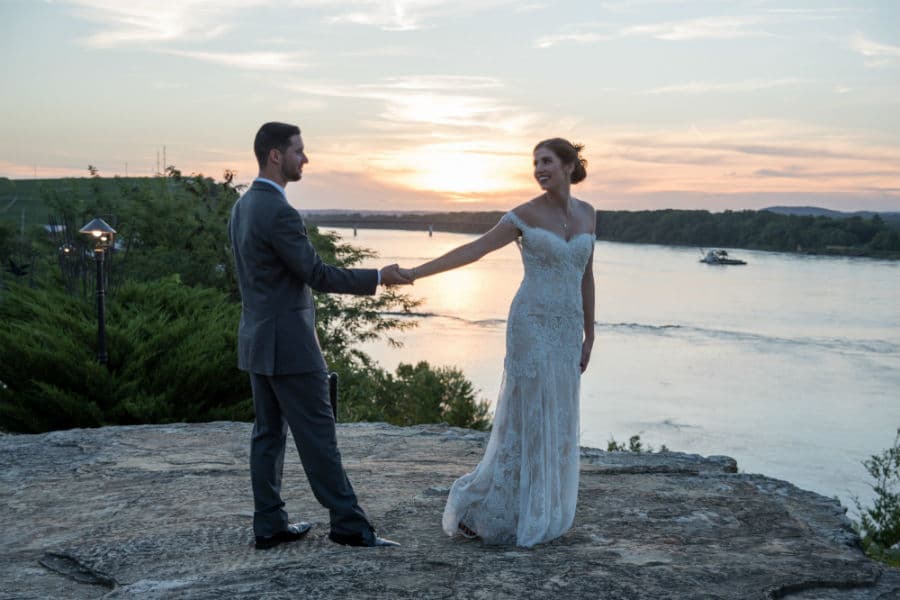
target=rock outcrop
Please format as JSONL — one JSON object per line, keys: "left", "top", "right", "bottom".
{"left": 1, "top": 422, "right": 898, "bottom": 599}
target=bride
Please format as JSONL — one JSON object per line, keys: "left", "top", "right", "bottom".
{"left": 400, "top": 138, "right": 595, "bottom": 547}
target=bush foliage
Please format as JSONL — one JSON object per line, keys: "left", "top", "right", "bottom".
{"left": 0, "top": 277, "right": 248, "bottom": 431}
{"left": 0, "top": 170, "right": 491, "bottom": 433}
{"left": 855, "top": 430, "right": 900, "bottom": 566}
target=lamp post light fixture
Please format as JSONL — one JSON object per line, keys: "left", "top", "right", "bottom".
{"left": 79, "top": 218, "right": 116, "bottom": 364}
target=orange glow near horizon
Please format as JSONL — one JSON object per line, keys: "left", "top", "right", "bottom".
{"left": 366, "top": 143, "right": 529, "bottom": 196}
{"left": 3, "top": 122, "right": 898, "bottom": 213}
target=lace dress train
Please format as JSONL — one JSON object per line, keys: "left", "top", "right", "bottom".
{"left": 442, "top": 210, "right": 593, "bottom": 547}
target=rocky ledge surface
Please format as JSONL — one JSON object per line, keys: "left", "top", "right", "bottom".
{"left": 1, "top": 422, "right": 898, "bottom": 599}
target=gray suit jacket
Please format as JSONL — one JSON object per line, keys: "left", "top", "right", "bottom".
{"left": 229, "top": 180, "right": 378, "bottom": 375}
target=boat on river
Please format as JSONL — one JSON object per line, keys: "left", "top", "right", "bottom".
{"left": 700, "top": 249, "right": 747, "bottom": 265}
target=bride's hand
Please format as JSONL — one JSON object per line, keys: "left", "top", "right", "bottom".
{"left": 579, "top": 339, "right": 593, "bottom": 373}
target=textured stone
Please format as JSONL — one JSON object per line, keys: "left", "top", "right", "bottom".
{"left": 1, "top": 421, "right": 898, "bottom": 599}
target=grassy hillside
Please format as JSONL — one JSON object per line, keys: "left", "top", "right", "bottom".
{"left": 0, "top": 178, "right": 54, "bottom": 229}
{"left": 0, "top": 176, "right": 171, "bottom": 230}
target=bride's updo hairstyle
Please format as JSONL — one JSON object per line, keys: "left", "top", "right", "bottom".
{"left": 533, "top": 138, "right": 587, "bottom": 184}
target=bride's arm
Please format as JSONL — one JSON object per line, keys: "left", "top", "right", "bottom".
{"left": 581, "top": 246, "right": 595, "bottom": 342}
{"left": 408, "top": 220, "right": 520, "bottom": 281}
{"left": 580, "top": 208, "right": 596, "bottom": 373}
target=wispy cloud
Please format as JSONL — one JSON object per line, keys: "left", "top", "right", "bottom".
{"left": 728, "top": 144, "right": 891, "bottom": 162}
{"left": 282, "top": 74, "right": 548, "bottom": 196}
{"left": 323, "top": 2, "right": 421, "bottom": 32}
{"left": 614, "top": 133, "right": 896, "bottom": 163}
{"left": 613, "top": 151, "right": 726, "bottom": 165}
{"left": 599, "top": 0, "right": 695, "bottom": 13}
{"left": 378, "top": 75, "right": 502, "bottom": 92}
{"left": 585, "top": 119, "right": 900, "bottom": 197}
{"left": 64, "top": 1, "right": 311, "bottom": 71}
{"left": 629, "top": 16, "right": 771, "bottom": 41}
{"left": 65, "top": 0, "right": 260, "bottom": 47}
{"left": 150, "top": 80, "right": 188, "bottom": 91}
{"left": 339, "top": 46, "right": 417, "bottom": 58}
{"left": 535, "top": 31, "right": 614, "bottom": 48}
{"left": 850, "top": 32, "right": 900, "bottom": 68}
{"left": 766, "top": 6, "right": 866, "bottom": 19}
{"left": 286, "top": 75, "right": 536, "bottom": 133}
{"left": 321, "top": 0, "right": 520, "bottom": 31}
{"left": 162, "top": 50, "right": 308, "bottom": 72}
{"left": 65, "top": 0, "right": 526, "bottom": 46}
{"left": 515, "top": 2, "right": 550, "bottom": 13}
{"left": 643, "top": 77, "right": 807, "bottom": 95}
{"left": 755, "top": 168, "right": 899, "bottom": 179}
{"left": 536, "top": 15, "right": 771, "bottom": 48}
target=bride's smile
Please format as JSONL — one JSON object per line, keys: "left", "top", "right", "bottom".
{"left": 533, "top": 147, "right": 572, "bottom": 192}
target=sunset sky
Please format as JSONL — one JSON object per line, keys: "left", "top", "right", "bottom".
{"left": 1, "top": 0, "right": 898, "bottom": 212}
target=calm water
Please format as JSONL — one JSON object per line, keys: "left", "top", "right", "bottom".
{"left": 325, "top": 227, "right": 900, "bottom": 511}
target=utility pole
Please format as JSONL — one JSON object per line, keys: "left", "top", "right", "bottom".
{"left": 156, "top": 151, "right": 160, "bottom": 175}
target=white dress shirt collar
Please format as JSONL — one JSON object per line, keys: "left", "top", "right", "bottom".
{"left": 254, "top": 177, "right": 286, "bottom": 199}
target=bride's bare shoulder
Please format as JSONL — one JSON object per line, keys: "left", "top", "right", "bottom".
{"left": 510, "top": 197, "right": 544, "bottom": 221}
{"left": 573, "top": 198, "right": 595, "bottom": 227}
{"left": 572, "top": 198, "right": 594, "bottom": 213}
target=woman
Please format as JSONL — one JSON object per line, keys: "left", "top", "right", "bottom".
{"left": 400, "top": 138, "right": 595, "bottom": 547}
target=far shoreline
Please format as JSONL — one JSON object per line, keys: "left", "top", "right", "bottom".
{"left": 303, "top": 212, "right": 900, "bottom": 261}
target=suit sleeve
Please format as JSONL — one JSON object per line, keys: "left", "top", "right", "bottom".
{"left": 269, "top": 203, "right": 378, "bottom": 295}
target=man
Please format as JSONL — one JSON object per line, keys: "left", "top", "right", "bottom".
{"left": 229, "top": 122, "right": 409, "bottom": 549}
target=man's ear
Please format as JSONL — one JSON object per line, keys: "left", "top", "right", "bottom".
{"left": 268, "top": 147, "right": 281, "bottom": 166}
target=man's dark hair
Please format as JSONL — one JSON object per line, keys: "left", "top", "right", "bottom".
{"left": 254, "top": 122, "right": 301, "bottom": 168}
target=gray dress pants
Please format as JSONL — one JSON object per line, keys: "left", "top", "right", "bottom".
{"left": 249, "top": 369, "right": 373, "bottom": 539}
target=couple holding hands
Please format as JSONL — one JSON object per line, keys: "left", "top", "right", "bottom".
{"left": 229, "top": 122, "right": 594, "bottom": 550}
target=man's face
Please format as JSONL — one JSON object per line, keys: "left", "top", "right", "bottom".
{"left": 279, "top": 134, "right": 308, "bottom": 182}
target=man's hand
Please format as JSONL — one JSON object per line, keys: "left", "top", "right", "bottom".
{"left": 380, "top": 264, "right": 413, "bottom": 286}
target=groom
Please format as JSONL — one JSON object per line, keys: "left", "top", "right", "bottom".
{"left": 229, "top": 122, "right": 409, "bottom": 549}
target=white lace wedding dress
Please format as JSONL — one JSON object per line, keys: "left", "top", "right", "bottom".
{"left": 442, "top": 210, "right": 593, "bottom": 547}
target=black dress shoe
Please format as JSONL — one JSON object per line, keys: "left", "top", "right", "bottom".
{"left": 328, "top": 531, "right": 400, "bottom": 547}
{"left": 254, "top": 522, "right": 313, "bottom": 550}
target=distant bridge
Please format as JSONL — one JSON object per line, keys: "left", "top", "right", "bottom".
{"left": 301, "top": 215, "right": 495, "bottom": 235}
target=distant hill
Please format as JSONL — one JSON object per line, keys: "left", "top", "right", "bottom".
{"left": 763, "top": 206, "right": 900, "bottom": 229}
{"left": 763, "top": 205, "right": 900, "bottom": 219}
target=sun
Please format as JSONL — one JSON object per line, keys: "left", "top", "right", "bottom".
{"left": 373, "top": 143, "right": 527, "bottom": 196}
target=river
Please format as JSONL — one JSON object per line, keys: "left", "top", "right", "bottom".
{"left": 324, "top": 226, "right": 900, "bottom": 512}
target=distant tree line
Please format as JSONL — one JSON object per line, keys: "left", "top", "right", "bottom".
{"left": 304, "top": 210, "right": 504, "bottom": 235}
{"left": 596, "top": 209, "right": 900, "bottom": 257}
{"left": 306, "top": 208, "right": 900, "bottom": 258}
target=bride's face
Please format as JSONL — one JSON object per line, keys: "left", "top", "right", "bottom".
{"left": 533, "top": 147, "right": 572, "bottom": 191}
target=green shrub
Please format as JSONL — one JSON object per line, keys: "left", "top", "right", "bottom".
{"left": 327, "top": 355, "right": 489, "bottom": 430}
{"left": 855, "top": 429, "right": 900, "bottom": 566}
{"left": 381, "top": 361, "right": 490, "bottom": 429}
{"left": 1, "top": 170, "right": 491, "bottom": 434}
{"left": 606, "top": 434, "right": 669, "bottom": 453}
{"left": 0, "top": 276, "right": 491, "bottom": 433}
{"left": 0, "top": 276, "right": 249, "bottom": 432}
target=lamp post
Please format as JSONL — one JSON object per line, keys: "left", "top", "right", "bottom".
{"left": 79, "top": 218, "right": 116, "bottom": 364}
